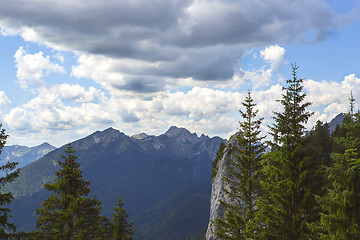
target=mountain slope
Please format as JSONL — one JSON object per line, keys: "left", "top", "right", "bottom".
{"left": 1, "top": 143, "right": 56, "bottom": 169}
{"left": 6, "top": 126, "right": 224, "bottom": 233}
{"left": 134, "top": 180, "right": 211, "bottom": 240}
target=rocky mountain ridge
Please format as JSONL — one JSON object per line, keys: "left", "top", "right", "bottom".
{"left": 206, "top": 133, "right": 240, "bottom": 240}
{"left": 1, "top": 142, "right": 56, "bottom": 169}
{"left": 6, "top": 126, "right": 225, "bottom": 240}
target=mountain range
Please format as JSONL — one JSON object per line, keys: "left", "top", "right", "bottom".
{"left": 5, "top": 126, "right": 224, "bottom": 239}
{"left": 1, "top": 142, "right": 56, "bottom": 170}
{"left": 2, "top": 113, "right": 346, "bottom": 239}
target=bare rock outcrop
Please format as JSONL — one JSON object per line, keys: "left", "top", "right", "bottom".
{"left": 206, "top": 132, "right": 240, "bottom": 240}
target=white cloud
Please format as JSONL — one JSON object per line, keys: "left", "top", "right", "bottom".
{"left": 302, "top": 73, "right": 360, "bottom": 124}
{"left": 4, "top": 69, "right": 358, "bottom": 147}
{"left": 53, "top": 52, "right": 64, "bottom": 63}
{"left": 14, "top": 46, "right": 65, "bottom": 88}
{"left": 3, "top": 84, "right": 108, "bottom": 134}
{"left": 234, "top": 45, "right": 286, "bottom": 89}
{"left": 0, "top": 91, "right": 11, "bottom": 108}
{"left": 260, "top": 45, "right": 286, "bottom": 71}
{"left": 305, "top": 74, "right": 360, "bottom": 106}
{"left": 55, "top": 84, "right": 103, "bottom": 103}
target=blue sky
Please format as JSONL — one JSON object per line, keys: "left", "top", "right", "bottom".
{"left": 0, "top": 0, "right": 360, "bottom": 147}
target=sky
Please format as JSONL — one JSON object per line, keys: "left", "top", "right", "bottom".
{"left": 0, "top": 0, "right": 360, "bottom": 147}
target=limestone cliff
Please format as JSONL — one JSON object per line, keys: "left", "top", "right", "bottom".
{"left": 206, "top": 132, "right": 240, "bottom": 240}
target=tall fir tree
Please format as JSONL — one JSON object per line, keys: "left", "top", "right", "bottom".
{"left": 304, "top": 121, "right": 333, "bottom": 197}
{"left": 257, "top": 65, "right": 321, "bottom": 239}
{"left": 35, "top": 143, "right": 109, "bottom": 239}
{"left": 112, "top": 197, "right": 134, "bottom": 240}
{"left": 317, "top": 93, "right": 360, "bottom": 239}
{"left": 214, "top": 91, "right": 265, "bottom": 239}
{"left": 0, "top": 123, "right": 19, "bottom": 238}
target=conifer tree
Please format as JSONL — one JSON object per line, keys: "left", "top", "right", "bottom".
{"left": 307, "top": 121, "right": 332, "bottom": 163}
{"left": 257, "top": 65, "right": 319, "bottom": 239}
{"left": 35, "top": 143, "right": 109, "bottom": 239}
{"left": 305, "top": 121, "right": 333, "bottom": 195}
{"left": 0, "top": 124, "right": 19, "bottom": 238}
{"left": 112, "top": 197, "right": 134, "bottom": 240}
{"left": 317, "top": 94, "right": 360, "bottom": 239}
{"left": 214, "top": 91, "right": 265, "bottom": 239}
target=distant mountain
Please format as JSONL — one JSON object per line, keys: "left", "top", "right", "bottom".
{"left": 131, "top": 133, "right": 150, "bottom": 140}
{"left": 1, "top": 142, "right": 56, "bottom": 169}
{"left": 6, "top": 126, "right": 225, "bottom": 237}
{"left": 328, "top": 113, "right": 346, "bottom": 133}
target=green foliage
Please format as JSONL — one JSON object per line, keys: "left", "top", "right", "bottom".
{"left": 307, "top": 121, "right": 332, "bottom": 166}
{"left": 268, "top": 65, "right": 312, "bottom": 148}
{"left": 35, "top": 143, "right": 109, "bottom": 239}
{"left": 257, "top": 65, "right": 321, "bottom": 239}
{"left": 186, "top": 228, "right": 206, "bottom": 240}
{"left": 214, "top": 91, "right": 265, "bottom": 239}
{"left": 316, "top": 95, "right": 360, "bottom": 239}
{"left": 304, "top": 121, "right": 333, "bottom": 202}
{"left": 0, "top": 123, "right": 19, "bottom": 238}
{"left": 112, "top": 197, "right": 134, "bottom": 240}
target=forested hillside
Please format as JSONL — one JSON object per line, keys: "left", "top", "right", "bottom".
{"left": 208, "top": 66, "right": 360, "bottom": 240}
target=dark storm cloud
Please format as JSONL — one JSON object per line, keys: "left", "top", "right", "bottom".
{"left": 121, "top": 112, "right": 140, "bottom": 123}
{"left": 0, "top": 0, "right": 351, "bottom": 92}
{"left": 113, "top": 76, "right": 165, "bottom": 93}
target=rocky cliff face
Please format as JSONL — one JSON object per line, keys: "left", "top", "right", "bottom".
{"left": 206, "top": 132, "right": 240, "bottom": 240}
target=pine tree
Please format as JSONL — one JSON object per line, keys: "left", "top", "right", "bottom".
{"left": 305, "top": 121, "right": 333, "bottom": 194}
{"left": 257, "top": 65, "right": 320, "bottom": 239}
{"left": 317, "top": 94, "right": 360, "bottom": 239}
{"left": 214, "top": 91, "right": 265, "bottom": 239}
{"left": 35, "top": 143, "right": 109, "bottom": 239}
{"left": 112, "top": 197, "right": 134, "bottom": 240}
{"left": 0, "top": 123, "right": 19, "bottom": 238}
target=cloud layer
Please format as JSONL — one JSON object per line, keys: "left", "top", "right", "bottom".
{"left": 0, "top": 0, "right": 359, "bottom": 146}
{"left": 0, "top": 0, "right": 347, "bottom": 91}
{"left": 14, "top": 46, "right": 65, "bottom": 88}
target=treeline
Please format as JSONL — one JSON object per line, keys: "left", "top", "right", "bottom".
{"left": 0, "top": 129, "right": 134, "bottom": 239}
{"left": 213, "top": 65, "right": 360, "bottom": 239}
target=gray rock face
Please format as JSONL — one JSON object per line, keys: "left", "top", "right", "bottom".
{"left": 206, "top": 132, "right": 240, "bottom": 240}
{"left": 328, "top": 113, "right": 345, "bottom": 133}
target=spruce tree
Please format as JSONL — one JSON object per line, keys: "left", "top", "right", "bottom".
{"left": 317, "top": 94, "right": 360, "bottom": 239}
{"left": 305, "top": 121, "right": 333, "bottom": 195}
{"left": 0, "top": 124, "right": 19, "bottom": 238}
{"left": 35, "top": 143, "right": 109, "bottom": 239}
{"left": 112, "top": 197, "right": 134, "bottom": 240}
{"left": 257, "top": 65, "right": 319, "bottom": 239}
{"left": 214, "top": 91, "right": 265, "bottom": 239}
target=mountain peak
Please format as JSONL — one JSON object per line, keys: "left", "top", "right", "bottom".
{"left": 165, "top": 126, "right": 192, "bottom": 137}
{"left": 164, "top": 126, "right": 204, "bottom": 144}
{"left": 83, "top": 127, "right": 125, "bottom": 146}
{"left": 328, "top": 113, "right": 346, "bottom": 133}
{"left": 37, "top": 142, "right": 54, "bottom": 148}
{"left": 131, "top": 133, "right": 149, "bottom": 140}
